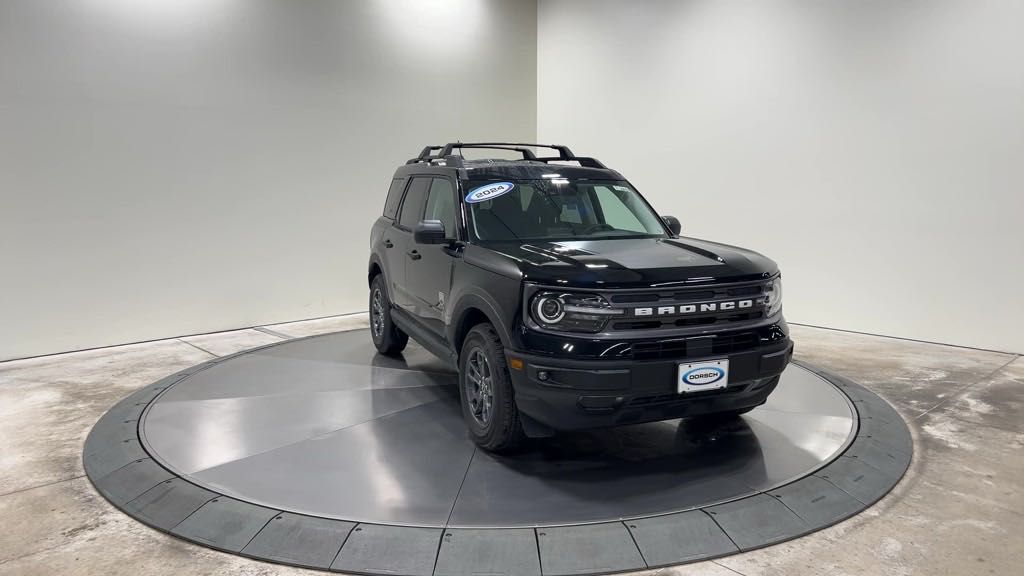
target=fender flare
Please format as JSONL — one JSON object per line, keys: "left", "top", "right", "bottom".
{"left": 448, "top": 290, "right": 513, "bottom": 351}
{"left": 367, "top": 255, "right": 385, "bottom": 287}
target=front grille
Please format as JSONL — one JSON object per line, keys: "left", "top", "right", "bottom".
{"left": 629, "top": 331, "right": 759, "bottom": 361}
{"left": 726, "top": 285, "right": 762, "bottom": 297}
{"left": 607, "top": 284, "right": 763, "bottom": 305}
{"left": 610, "top": 290, "right": 717, "bottom": 303}
{"left": 612, "top": 311, "right": 764, "bottom": 331}
{"left": 605, "top": 281, "right": 769, "bottom": 333}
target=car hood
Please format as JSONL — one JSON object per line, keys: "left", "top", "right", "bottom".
{"left": 480, "top": 237, "right": 778, "bottom": 289}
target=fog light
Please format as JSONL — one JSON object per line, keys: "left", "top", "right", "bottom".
{"left": 537, "top": 371, "right": 549, "bottom": 381}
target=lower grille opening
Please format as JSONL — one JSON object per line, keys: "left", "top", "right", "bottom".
{"left": 627, "top": 385, "right": 745, "bottom": 407}
{"left": 630, "top": 332, "right": 759, "bottom": 360}
{"left": 673, "top": 316, "right": 719, "bottom": 327}
{"left": 613, "top": 320, "right": 664, "bottom": 330}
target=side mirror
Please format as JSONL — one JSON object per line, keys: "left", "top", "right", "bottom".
{"left": 662, "top": 215, "right": 682, "bottom": 236}
{"left": 414, "top": 219, "right": 447, "bottom": 244}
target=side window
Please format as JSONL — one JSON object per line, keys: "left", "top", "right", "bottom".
{"left": 593, "top": 186, "right": 647, "bottom": 232}
{"left": 397, "top": 177, "right": 430, "bottom": 229}
{"left": 383, "top": 178, "right": 406, "bottom": 219}
{"left": 424, "top": 178, "right": 456, "bottom": 239}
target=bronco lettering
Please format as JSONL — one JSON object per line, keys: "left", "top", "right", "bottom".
{"left": 632, "top": 299, "right": 754, "bottom": 317}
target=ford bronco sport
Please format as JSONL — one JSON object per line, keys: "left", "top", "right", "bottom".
{"left": 368, "top": 143, "right": 792, "bottom": 451}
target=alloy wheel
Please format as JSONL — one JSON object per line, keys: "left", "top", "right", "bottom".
{"left": 371, "top": 287, "right": 385, "bottom": 339}
{"left": 465, "top": 347, "right": 494, "bottom": 428}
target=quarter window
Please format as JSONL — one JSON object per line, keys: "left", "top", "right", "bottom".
{"left": 383, "top": 178, "right": 406, "bottom": 219}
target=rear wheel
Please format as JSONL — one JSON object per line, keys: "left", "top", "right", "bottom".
{"left": 459, "top": 324, "right": 524, "bottom": 452}
{"left": 369, "top": 274, "right": 408, "bottom": 355}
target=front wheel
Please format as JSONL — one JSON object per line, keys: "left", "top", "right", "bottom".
{"left": 369, "top": 274, "right": 408, "bottom": 355}
{"left": 459, "top": 324, "right": 524, "bottom": 452}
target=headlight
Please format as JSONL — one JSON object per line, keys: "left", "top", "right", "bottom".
{"left": 530, "top": 292, "right": 623, "bottom": 333}
{"left": 764, "top": 276, "right": 783, "bottom": 317}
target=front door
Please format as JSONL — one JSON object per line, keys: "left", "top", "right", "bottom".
{"left": 405, "top": 177, "right": 459, "bottom": 336}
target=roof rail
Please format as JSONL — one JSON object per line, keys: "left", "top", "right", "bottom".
{"left": 406, "top": 142, "right": 607, "bottom": 169}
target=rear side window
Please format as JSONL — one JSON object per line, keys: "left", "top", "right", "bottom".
{"left": 397, "top": 177, "right": 431, "bottom": 229}
{"left": 383, "top": 178, "right": 406, "bottom": 219}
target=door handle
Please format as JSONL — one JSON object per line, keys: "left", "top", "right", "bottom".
{"left": 383, "top": 239, "right": 393, "bottom": 248}
{"left": 407, "top": 250, "right": 421, "bottom": 260}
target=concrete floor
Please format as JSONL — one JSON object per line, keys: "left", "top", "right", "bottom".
{"left": 0, "top": 316, "right": 1020, "bottom": 576}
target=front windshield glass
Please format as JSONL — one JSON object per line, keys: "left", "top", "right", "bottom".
{"left": 464, "top": 179, "right": 667, "bottom": 243}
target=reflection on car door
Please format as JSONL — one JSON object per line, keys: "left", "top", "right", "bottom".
{"left": 406, "top": 177, "right": 458, "bottom": 336}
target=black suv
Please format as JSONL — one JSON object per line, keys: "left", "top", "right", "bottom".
{"left": 368, "top": 143, "right": 792, "bottom": 451}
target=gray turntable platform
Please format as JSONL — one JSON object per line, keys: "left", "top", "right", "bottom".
{"left": 84, "top": 329, "right": 911, "bottom": 575}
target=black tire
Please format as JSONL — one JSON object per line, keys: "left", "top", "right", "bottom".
{"left": 369, "top": 274, "right": 408, "bottom": 356}
{"left": 459, "top": 323, "right": 524, "bottom": 452}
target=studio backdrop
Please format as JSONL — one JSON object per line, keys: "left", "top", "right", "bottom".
{"left": 539, "top": 0, "right": 1024, "bottom": 353}
{"left": 3, "top": 0, "right": 1022, "bottom": 359}
{"left": 0, "top": 0, "right": 538, "bottom": 360}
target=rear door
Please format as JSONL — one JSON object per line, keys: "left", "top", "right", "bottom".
{"left": 375, "top": 177, "right": 408, "bottom": 300}
{"left": 389, "top": 176, "right": 430, "bottom": 309}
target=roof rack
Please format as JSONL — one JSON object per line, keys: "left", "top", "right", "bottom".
{"left": 406, "top": 142, "right": 607, "bottom": 169}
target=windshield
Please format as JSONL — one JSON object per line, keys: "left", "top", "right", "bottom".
{"left": 463, "top": 179, "right": 668, "bottom": 243}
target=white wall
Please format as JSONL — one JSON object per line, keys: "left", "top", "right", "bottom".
{"left": 0, "top": 0, "right": 537, "bottom": 360}
{"left": 539, "top": 0, "right": 1024, "bottom": 352}
{"left": 4, "top": 0, "right": 1020, "bottom": 359}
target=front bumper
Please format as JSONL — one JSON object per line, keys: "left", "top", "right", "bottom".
{"left": 508, "top": 337, "right": 793, "bottom": 431}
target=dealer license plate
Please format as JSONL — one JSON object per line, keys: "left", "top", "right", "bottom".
{"left": 678, "top": 359, "right": 729, "bottom": 393}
